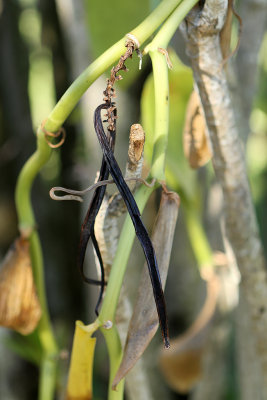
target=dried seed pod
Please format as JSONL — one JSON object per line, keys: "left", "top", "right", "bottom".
{"left": 112, "top": 189, "right": 180, "bottom": 389}
{"left": 183, "top": 90, "right": 212, "bottom": 169}
{"left": 0, "top": 238, "right": 42, "bottom": 335}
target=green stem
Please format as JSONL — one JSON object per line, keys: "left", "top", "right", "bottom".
{"left": 44, "top": 0, "right": 184, "bottom": 133}
{"left": 15, "top": 131, "right": 57, "bottom": 400}
{"left": 39, "top": 354, "right": 58, "bottom": 400}
{"left": 145, "top": 0, "right": 199, "bottom": 51}
{"left": 15, "top": 130, "right": 51, "bottom": 232}
{"left": 150, "top": 50, "right": 169, "bottom": 181}
{"left": 100, "top": 324, "right": 125, "bottom": 400}
{"left": 146, "top": 0, "right": 199, "bottom": 180}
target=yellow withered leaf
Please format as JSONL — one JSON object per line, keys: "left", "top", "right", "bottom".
{"left": 183, "top": 90, "right": 212, "bottom": 169}
{"left": 0, "top": 237, "right": 41, "bottom": 335}
{"left": 66, "top": 321, "right": 98, "bottom": 400}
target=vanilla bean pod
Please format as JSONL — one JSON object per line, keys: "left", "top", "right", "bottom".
{"left": 94, "top": 104, "right": 169, "bottom": 348}
{"left": 78, "top": 114, "right": 116, "bottom": 315}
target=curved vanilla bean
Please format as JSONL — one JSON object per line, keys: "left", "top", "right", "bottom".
{"left": 78, "top": 116, "right": 116, "bottom": 311}
{"left": 78, "top": 157, "right": 109, "bottom": 286}
{"left": 94, "top": 104, "right": 169, "bottom": 348}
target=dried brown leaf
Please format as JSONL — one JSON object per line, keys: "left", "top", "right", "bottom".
{"left": 220, "top": 0, "right": 233, "bottom": 61}
{"left": 112, "top": 190, "right": 180, "bottom": 389}
{"left": 183, "top": 90, "right": 212, "bottom": 169}
{"left": 0, "top": 238, "right": 41, "bottom": 334}
{"left": 159, "top": 272, "right": 220, "bottom": 393}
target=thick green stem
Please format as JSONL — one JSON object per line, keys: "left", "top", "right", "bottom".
{"left": 39, "top": 355, "right": 58, "bottom": 400}
{"left": 15, "top": 131, "right": 51, "bottom": 232}
{"left": 44, "top": 0, "right": 183, "bottom": 133}
{"left": 15, "top": 131, "right": 57, "bottom": 400}
{"left": 146, "top": 0, "right": 198, "bottom": 180}
{"left": 100, "top": 324, "right": 125, "bottom": 400}
{"left": 150, "top": 50, "right": 169, "bottom": 181}
{"left": 145, "top": 0, "right": 199, "bottom": 52}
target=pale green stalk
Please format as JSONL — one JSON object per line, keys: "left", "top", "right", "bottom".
{"left": 145, "top": 0, "right": 199, "bottom": 180}
{"left": 150, "top": 51, "right": 169, "bottom": 180}
{"left": 16, "top": 135, "right": 57, "bottom": 400}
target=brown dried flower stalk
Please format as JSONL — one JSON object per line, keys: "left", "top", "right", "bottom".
{"left": 103, "top": 37, "right": 138, "bottom": 132}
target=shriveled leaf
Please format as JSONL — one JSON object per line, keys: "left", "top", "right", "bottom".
{"left": 183, "top": 90, "right": 212, "bottom": 169}
{"left": 219, "top": 0, "right": 233, "bottom": 61}
{"left": 66, "top": 321, "right": 98, "bottom": 400}
{"left": 220, "top": 0, "right": 242, "bottom": 65}
{"left": 0, "top": 237, "right": 41, "bottom": 335}
{"left": 159, "top": 272, "right": 220, "bottom": 393}
{"left": 112, "top": 190, "right": 179, "bottom": 388}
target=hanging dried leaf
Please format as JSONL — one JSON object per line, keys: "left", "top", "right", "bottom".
{"left": 112, "top": 190, "right": 179, "bottom": 389}
{"left": 220, "top": 0, "right": 243, "bottom": 66}
{"left": 183, "top": 90, "right": 212, "bottom": 169}
{"left": 220, "top": 0, "right": 233, "bottom": 61}
{"left": 159, "top": 272, "right": 220, "bottom": 393}
{"left": 0, "top": 238, "right": 41, "bottom": 335}
{"left": 66, "top": 321, "right": 98, "bottom": 400}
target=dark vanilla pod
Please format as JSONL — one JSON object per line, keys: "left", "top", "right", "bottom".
{"left": 78, "top": 113, "right": 116, "bottom": 315}
{"left": 94, "top": 104, "right": 169, "bottom": 348}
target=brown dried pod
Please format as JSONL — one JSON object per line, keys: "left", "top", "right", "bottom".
{"left": 112, "top": 189, "right": 180, "bottom": 389}
{"left": 183, "top": 90, "right": 212, "bottom": 169}
{"left": 0, "top": 238, "right": 42, "bottom": 335}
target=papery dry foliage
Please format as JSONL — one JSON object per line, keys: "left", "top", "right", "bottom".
{"left": 0, "top": 238, "right": 41, "bottom": 334}
{"left": 183, "top": 90, "right": 212, "bottom": 169}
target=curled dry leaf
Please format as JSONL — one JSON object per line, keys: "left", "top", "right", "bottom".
{"left": 0, "top": 237, "right": 41, "bottom": 335}
{"left": 183, "top": 90, "right": 212, "bottom": 169}
{"left": 112, "top": 190, "right": 180, "bottom": 389}
{"left": 219, "top": 0, "right": 233, "bottom": 62}
{"left": 159, "top": 271, "right": 220, "bottom": 393}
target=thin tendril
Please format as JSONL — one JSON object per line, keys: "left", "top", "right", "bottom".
{"left": 50, "top": 178, "right": 156, "bottom": 202}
